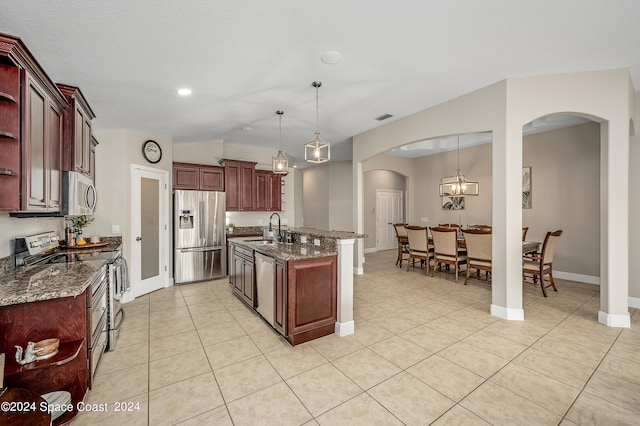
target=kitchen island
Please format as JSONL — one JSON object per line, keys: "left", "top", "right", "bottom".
{"left": 229, "top": 228, "right": 366, "bottom": 345}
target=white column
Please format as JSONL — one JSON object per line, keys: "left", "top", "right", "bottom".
{"left": 599, "top": 121, "right": 630, "bottom": 327}
{"left": 335, "top": 238, "right": 355, "bottom": 336}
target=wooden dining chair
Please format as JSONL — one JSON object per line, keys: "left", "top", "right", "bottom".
{"left": 522, "top": 227, "right": 529, "bottom": 241}
{"left": 429, "top": 226, "right": 466, "bottom": 281}
{"left": 393, "top": 223, "right": 410, "bottom": 267}
{"left": 462, "top": 229, "right": 492, "bottom": 285}
{"left": 406, "top": 226, "right": 432, "bottom": 272}
{"left": 523, "top": 230, "right": 563, "bottom": 297}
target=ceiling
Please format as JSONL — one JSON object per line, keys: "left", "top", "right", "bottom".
{"left": 1, "top": 1, "right": 639, "bottom": 167}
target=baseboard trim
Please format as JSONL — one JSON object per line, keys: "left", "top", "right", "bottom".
{"left": 629, "top": 296, "right": 640, "bottom": 309}
{"left": 335, "top": 320, "right": 355, "bottom": 336}
{"left": 491, "top": 304, "right": 524, "bottom": 321}
{"left": 554, "top": 271, "right": 600, "bottom": 285}
{"left": 598, "top": 310, "right": 630, "bottom": 328}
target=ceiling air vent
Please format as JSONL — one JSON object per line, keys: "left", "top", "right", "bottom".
{"left": 375, "top": 114, "right": 394, "bottom": 121}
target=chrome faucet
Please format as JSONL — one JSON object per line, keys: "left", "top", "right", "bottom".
{"left": 269, "top": 212, "right": 282, "bottom": 242}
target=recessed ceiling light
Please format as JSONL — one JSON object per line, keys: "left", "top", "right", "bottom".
{"left": 241, "top": 126, "right": 253, "bottom": 132}
{"left": 177, "top": 88, "right": 192, "bottom": 96}
{"left": 321, "top": 51, "right": 342, "bottom": 65}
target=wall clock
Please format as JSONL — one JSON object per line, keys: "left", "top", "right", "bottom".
{"left": 142, "top": 140, "right": 162, "bottom": 164}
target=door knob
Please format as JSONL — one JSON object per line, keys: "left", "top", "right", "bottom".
{"left": 136, "top": 236, "right": 142, "bottom": 241}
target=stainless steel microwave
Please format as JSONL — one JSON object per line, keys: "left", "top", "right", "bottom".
{"left": 63, "top": 171, "right": 97, "bottom": 215}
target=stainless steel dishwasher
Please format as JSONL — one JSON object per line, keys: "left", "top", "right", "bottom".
{"left": 255, "top": 252, "right": 275, "bottom": 327}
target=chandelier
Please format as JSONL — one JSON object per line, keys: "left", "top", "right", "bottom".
{"left": 439, "top": 135, "right": 479, "bottom": 196}
{"left": 304, "top": 81, "right": 330, "bottom": 163}
{"left": 272, "top": 110, "right": 288, "bottom": 174}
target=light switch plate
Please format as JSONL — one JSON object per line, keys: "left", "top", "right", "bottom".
{"left": 112, "top": 224, "right": 120, "bottom": 234}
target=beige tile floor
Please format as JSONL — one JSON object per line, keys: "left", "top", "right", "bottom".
{"left": 71, "top": 250, "right": 640, "bottom": 425}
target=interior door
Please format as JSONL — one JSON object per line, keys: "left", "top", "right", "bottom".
{"left": 132, "top": 165, "right": 169, "bottom": 297}
{"left": 376, "top": 189, "right": 403, "bottom": 251}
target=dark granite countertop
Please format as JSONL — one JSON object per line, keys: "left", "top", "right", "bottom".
{"left": 0, "top": 260, "right": 106, "bottom": 307}
{"left": 0, "top": 236, "right": 122, "bottom": 307}
{"left": 230, "top": 237, "right": 337, "bottom": 262}
{"left": 287, "top": 228, "right": 368, "bottom": 240}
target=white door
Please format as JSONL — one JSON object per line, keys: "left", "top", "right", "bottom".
{"left": 131, "top": 165, "right": 169, "bottom": 297}
{"left": 376, "top": 189, "right": 403, "bottom": 251}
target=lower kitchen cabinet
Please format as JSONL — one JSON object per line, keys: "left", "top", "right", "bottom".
{"left": 229, "top": 243, "right": 255, "bottom": 307}
{"left": 274, "top": 258, "right": 287, "bottom": 334}
{"left": 0, "top": 293, "right": 89, "bottom": 425}
{"left": 286, "top": 256, "right": 337, "bottom": 345}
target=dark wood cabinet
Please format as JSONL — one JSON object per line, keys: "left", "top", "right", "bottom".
{"left": 255, "top": 170, "right": 282, "bottom": 211}
{"left": 287, "top": 256, "right": 337, "bottom": 345}
{"left": 23, "top": 72, "right": 64, "bottom": 212}
{"left": 57, "top": 84, "right": 96, "bottom": 176}
{"left": 229, "top": 242, "right": 255, "bottom": 306}
{"left": 1, "top": 33, "right": 69, "bottom": 214}
{"left": 0, "top": 61, "right": 21, "bottom": 209}
{"left": 173, "top": 162, "right": 224, "bottom": 191}
{"left": 0, "top": 293, "right": 89, "bottom": 425}
{"left": 223, "top": 159, "right": 256, "bottom": 211}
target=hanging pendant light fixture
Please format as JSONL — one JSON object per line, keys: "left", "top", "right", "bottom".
{"left": 439, "top": 135, "right": 479, "bottom": 196}
{"left": 304, "top": 81, "right": 330, "bottom": 163}
{"left": 272, "top": 110, "right": 288, "bottom": 174}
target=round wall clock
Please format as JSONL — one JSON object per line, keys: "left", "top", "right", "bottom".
{"left": 142, "top": 140, "right": 162, "bottom": 163}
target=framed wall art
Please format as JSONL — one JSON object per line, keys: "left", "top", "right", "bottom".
{"left": 522, "top": 166, "right": 532, "bottom": 209}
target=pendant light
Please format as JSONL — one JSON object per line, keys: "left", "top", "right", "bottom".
{"left": 439, "top": 135, "right": 479, "bottom": 196}
{"left": 304, "top": 81, "right": 330, "bottom": 163}
{"left": 272, "top": 110, "right": 288, "bottom": 174}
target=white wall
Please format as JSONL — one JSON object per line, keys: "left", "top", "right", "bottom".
{"left": 630, "top": 92, "right": 640, "bottom": 304}
{"left": 302, "top": 161, "right": 354, "bottom": 231}
{"left": 172, "top": 140, "right": 224, "bottom": 164}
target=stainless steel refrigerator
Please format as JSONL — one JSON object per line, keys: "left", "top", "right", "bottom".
{"left": 174, "top": 190, "right": 226, "bottom": 284}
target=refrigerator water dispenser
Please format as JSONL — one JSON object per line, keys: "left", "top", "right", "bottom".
{"left": 179, "top": 210, "right": 194, "bottom": 229}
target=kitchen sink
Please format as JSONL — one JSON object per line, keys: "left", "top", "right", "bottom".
{"left": 245, "top": 238, "right": 279, "bottom": 246}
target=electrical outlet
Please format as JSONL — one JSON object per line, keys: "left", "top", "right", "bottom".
{"left": 112, "top": 224, "right": 120, "bottom": 234}
{"left": 313, "top": 238, "right": 321, "bottom": 246}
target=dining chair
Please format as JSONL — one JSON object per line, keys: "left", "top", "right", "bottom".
{"left": 462, "top": 229, "right": 492, "bottom": 285}
{"left": 405, "top": 225, "right": 432, "bottom": 273}
{"left": 393, "top": 223, "right": 410, "bottom": 267}
{"left": 522, "top": 227, "right": 529, "bottom": 241}
{"left": 522, "top": 230, "right": 563, "bottom": 297}
{"left": 429, "top": 226, "right": 466, "bottom": 281}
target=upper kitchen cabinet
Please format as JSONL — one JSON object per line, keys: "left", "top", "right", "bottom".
{"left": 222, "top": 159, "right": 256, "bottom": 211}
{"left": 255, "top": 170, "right": 281, "bottom": 211}
{"left": 57, "top": 84, "right": 96, "bottom": 176}
{"left": 0, "top": 33, "right": 68, "bottom": 214}
{"left": 0, "top": 60, "right": 21, "bottom": 210}
{"left": 173, "top": 162, "right": 224, "bottom": 191}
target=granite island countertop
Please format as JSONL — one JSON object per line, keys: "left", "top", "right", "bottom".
{"left": 230, "top": 228, "right": 367, "bottom": 262}
{"left": 230, "top": 236, "right": 337, "bottom": 262}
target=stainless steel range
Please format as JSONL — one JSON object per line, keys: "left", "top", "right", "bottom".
{"left": 14, "top": 231, "right": 129, "bottom": 355}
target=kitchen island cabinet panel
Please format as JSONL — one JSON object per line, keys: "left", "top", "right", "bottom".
{"left": 274, "top": 258, "right": 287, "bottom": 334}
{"left": 287, "top": 256, "right": 337, "bottom": 345}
